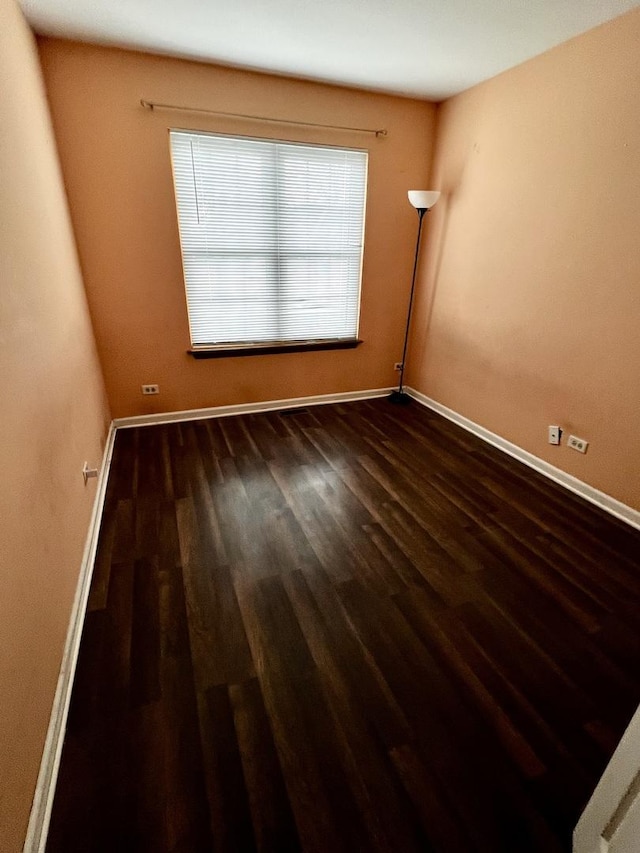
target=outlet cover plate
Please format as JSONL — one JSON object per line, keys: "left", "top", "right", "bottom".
{"left": 568, "top": 434, "right": 588, "bottom": 454}
{"left": 141, "top": 384, "right": 159, "bottom": 395}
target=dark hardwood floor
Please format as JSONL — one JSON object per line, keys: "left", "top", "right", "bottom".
{"left": 46, "top": 398, "right": 640, "bottom": 852}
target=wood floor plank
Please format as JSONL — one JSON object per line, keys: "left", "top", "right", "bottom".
{"left": 268, "top": 461, "right": 358, "bottom": 584}
{"left": 200, "top": 684, "right": 257, "bottom": 851}
{"left": 177, "top": 494, "right": 255, "bottom": 689}
{"left": 282, "top": 569, "right": 428, "bottom": 853}
{"left": 230, "top": 678, "right": 302, "bottom": 853}
{"left": 86, "top": 506, "right": 117, "bottom": 613}
{"left": 295, "top": 563, "right": 414, "bottom": 752}
{"left": 130, "top": 557, "right": 161, "bottom": 708}
{"left": 233, "top": 577, "right": 352, "bottom": 853}
{"left": 157, "top": 568, "right": 212, "bottom": 851}
{"left": 47, "top": 398, "right": 640, "bottom": 852}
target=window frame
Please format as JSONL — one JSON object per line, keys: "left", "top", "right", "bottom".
{"left": 168, "top": 128, "right": 368, "bottom": 357}
{"left": 167, "top": 127, "right": 370, "bottom": 359}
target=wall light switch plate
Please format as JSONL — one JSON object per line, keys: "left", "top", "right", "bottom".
{"left": 548, "top": 426, "right": 561, "bottom": 445}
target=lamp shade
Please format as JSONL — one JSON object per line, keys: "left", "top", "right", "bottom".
{"left": 408, "top": 190, "right": 440, "bottom": 210}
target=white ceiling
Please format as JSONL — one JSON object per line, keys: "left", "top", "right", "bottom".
{"left": 20, "top": 0, "right": 640, "bottom": 101}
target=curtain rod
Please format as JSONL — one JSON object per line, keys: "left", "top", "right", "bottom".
{"left": 140, "top": 99, "right": 388, "bottom": 138}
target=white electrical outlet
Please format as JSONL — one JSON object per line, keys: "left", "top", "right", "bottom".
{"left": 548, "top": 426, "right": 561, "bottom": 445}
{"left": 394, "top": 362, "right": 403, "bottom": 371}
{"left": 568, "top": 434, "right": 588, "bottom": 454}
{"left": 141, "top": 384, "right": 159, "bottom": 395}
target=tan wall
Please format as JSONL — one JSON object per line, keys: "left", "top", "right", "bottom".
{"left": 0, "top": 2, "right": 110, "bottom": 849}
{"left": 38, "top": 39, "right": 436, "bottom": 419}
{"left": 408, "top": 7, "right": 640, "bottom": 511}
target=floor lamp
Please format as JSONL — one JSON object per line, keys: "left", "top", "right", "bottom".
{"left": 389, "top": 190, "right": 441, "bottom": 405}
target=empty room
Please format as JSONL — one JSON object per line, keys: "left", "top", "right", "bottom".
{"left": 2, "top": 0, "right": 640, "bottom": 850}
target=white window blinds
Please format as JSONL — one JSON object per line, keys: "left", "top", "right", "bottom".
{"left": 169, "top": 130, "right": 367, "bottom": 348}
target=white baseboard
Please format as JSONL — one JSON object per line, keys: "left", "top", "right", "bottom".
{"left": 23, "top": 423, "right": 117, "bottom": 853}
{"left": 406, "top": 387, "right": 640, "bottom": 532}
{"left": 113, "top": 386, "right": 394, "bottom": 429}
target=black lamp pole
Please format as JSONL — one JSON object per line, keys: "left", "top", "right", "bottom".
{"left": 389, "top": 205, "right": 430, "bottom": 405}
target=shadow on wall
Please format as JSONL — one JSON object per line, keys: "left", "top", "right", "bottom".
{"left": 408, "top": 185, "right": 455, "bottom": 375}
{"left": 408, "top": 124, "right": 488, "bottom": 378}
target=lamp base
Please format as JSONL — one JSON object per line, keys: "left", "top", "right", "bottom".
{"left": 388, "top": 390, "right": 411, "bottom": 405}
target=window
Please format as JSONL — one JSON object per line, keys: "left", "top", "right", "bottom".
{"left": 169, "top": 130, "right": 367, "bottom": 352}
